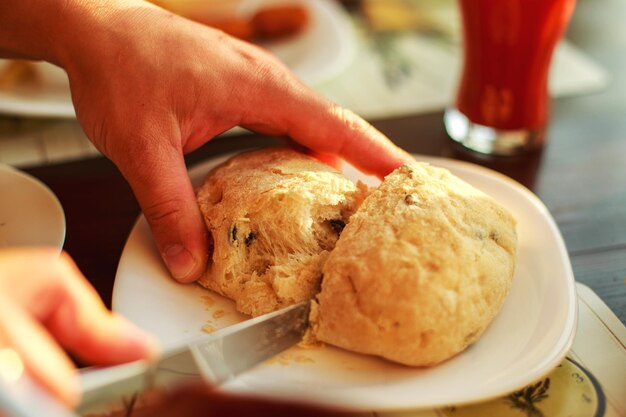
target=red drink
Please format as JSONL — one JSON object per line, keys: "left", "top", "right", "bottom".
{"left": 445, "top": 0, "right": 576, "bottom": 155}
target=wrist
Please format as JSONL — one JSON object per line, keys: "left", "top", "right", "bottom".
{"left": 53, "top": 0, "right": 160, "bottom": 71}
{"left": 0, "top": 0, "right": 157, "bottom": 67}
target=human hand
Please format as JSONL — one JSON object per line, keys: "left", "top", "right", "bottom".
{"left": 0, "top": 248, "right": 158, "bottom": 406}
{"left": 51, "top": 0, "right": 413, "bottom": 284}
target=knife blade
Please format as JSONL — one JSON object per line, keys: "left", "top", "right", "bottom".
{"left": 78, "top": 301, "right": 311, "bottom": 413}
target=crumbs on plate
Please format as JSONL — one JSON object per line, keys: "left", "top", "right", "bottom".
{"left": 212, "top": 310, "right": 226, "bottom": 319}
{"left": 266, "top": 352, "right": 315, "bottom": 367}
{"left": 201, "top": 321, "right": 216, "bottom": 334}
{"left": 199, "top": 295, "right": 215, "bottom": 309}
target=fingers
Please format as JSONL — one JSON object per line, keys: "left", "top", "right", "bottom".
{"left": 0, "top": 296, "right": 79, "bottom": 406}
{"left": 213, "top": 35, "right": 412, "bottom": 176}
{"left": 303, "top": 150, "right": 343, "bottom": 171}
{"left": 115, "top": 136, "right": 209, "bottom": 283}
{"left": 284, "top": 140, "right": 342, "bottom": 170}
{"left": 240, "top": 77, "right": 413, "bottom": 178}
{"left": 0, "top": 249, "right": 159, "bottom": 406}
{"left": 304, "top": 104, "right": 414, "bottom": 177}
{"left": 2, "top": 250, "right": 158, "bottom": 363}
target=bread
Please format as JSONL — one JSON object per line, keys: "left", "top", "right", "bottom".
{"left": 196, "top": 149, "right": 517, "bottom": 366}
{"left": 196, "top": 148, "right": 367, "bottom": 316}
{"left": 311, "top": 163, "right": 517, "bottom": 366}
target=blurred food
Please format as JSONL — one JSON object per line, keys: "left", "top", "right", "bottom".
{"left": 358, "top": 0, "right": 459, "bottom": 40}
{"left": 361, "top": 0, "right": 428, "bottom": 31}
{"left": 152, "top": 1, "right": 309, "bottom": 43}
{"left": 250, "top": 5, "right": 309, "bottom": 41}
{"left": 0, "top": 60, "right": 40, "bottom": 89}
{"left": 206, "top": 17, "right": 255, "bottom": 41}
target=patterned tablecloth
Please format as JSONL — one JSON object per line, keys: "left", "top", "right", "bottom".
{"left": 374, "top": 284, "right": 625, "bottom": 417}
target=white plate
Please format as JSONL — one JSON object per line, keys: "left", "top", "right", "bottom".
{"left": 0, "top": 0, "right": 355, "bottom": 119}
{"left": 0, "top": 164, "right": 65, "bottom": 249}
{"left": 262, "top": 0, "right": 356, "bottom": 88}
{"left": 0, "top": 61, "right": 74, "bottom": 118}
{"left": 112, "top": 153, "right": 577, "bottom": 411}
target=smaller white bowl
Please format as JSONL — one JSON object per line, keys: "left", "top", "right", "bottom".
{"left": 0, "top": 164, "right": 65, "bottom": 250}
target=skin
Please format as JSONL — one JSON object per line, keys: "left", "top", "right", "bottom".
{"left": 1, "top": 0, "right": 411, "bottom": 283}
{"left": 0, "top": 0, "right": 413, "bottom": 408}
{"left": 0, "top": 249, "right": 158, "bottom": 406}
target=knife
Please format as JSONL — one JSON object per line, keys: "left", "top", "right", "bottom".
{"left": 0, "top": 368, "right": 80, "bottom": 417}
{"left": 78, "top": 301, "right": 311, "bottom": 413}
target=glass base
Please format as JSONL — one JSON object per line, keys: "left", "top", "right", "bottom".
{"left": 444, "top": 108, "right": 546, "bottom": 156}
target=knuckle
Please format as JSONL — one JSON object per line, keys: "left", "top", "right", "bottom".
{"left": 325, "top": 105, "right": 362, "bottom": 153}
{"left": 142, "top": 197, "right": 185, "bottom": 225}
{"left": 330, "top": 104, "right": 362, "bottom": 132}
{"left": 236, "top": 43, "right": 293, "bottom": 87}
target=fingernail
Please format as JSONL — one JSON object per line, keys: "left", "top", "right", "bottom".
{"left": 163, "top": 244, "right": 198, "bottom": 282}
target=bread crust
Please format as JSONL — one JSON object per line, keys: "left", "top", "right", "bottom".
{"left": 312, "top": 163, "right": 517, "bottom": 366}
{"left": 196, "top": 148, "right": 366, "bottom": 316}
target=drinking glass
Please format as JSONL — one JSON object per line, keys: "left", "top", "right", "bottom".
{"left": 444, "top": 0, "right": 576, "bottom": 155}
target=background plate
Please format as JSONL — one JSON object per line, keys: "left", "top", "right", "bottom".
{"left": 0, "top": 164, "right": 65, "bottom": 249}
{"left": 0, "top": 0, "right": 355, "bottom": 119}
{"left": 113, "top": 153, "right": 577, "bottom": 410}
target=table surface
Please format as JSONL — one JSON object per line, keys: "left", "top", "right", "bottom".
{"left": 22, "top": 0, "right": 626, "bottom": 327}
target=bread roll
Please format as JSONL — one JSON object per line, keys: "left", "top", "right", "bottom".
{"left": 311, "top": 163, "right": 517, "bottom": 366}
{"left": 196, "top": 149, "right": 517, "bottom": 366}
{"left": 196, "top": 148, "right": 367, "bottom": 316}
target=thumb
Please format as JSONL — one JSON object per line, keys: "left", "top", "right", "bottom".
{"left": 119, "top": 140, "right": 209, "bottom": 283}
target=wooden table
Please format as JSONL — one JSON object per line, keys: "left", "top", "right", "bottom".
{"left": 23, "top": 0, "right": 626, "bottom": 325}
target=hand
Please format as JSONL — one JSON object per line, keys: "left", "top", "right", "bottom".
{"left": 0, "top": 248, "right": 158, "bottom": 406}
{"left": 52, "top": 0, "right": 413, "bottom": 283}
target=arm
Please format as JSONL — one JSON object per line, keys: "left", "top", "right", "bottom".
{"left": 0, "top": 0, "right": 413, "bottom": 282}
{"left": 0, "top": 0, "right": 139, "bottom": 62}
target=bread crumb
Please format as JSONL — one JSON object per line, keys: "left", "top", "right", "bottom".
{"left": 201, "top": 320, "right": 216, "bottom": 334}
{"left": 200, "top": 295, "right": 215, "bottom": 311}
{"left": 212, "top": 310, "right": 226, "bottom": 319}
{"left": 298, "top": 332, "right": 325, "bottom": 349}
{"left": 294, "top": 355, "right": 315, "bottom": 364}
{"left": 266, "top": 353, "right": 293, "bottom": 366}
{"left": 266, "top": 352, "right": 315, "bottom": 366}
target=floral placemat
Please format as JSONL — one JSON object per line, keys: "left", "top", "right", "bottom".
{"left": 372, "top": 283, "right": 625, "bottom": 417}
